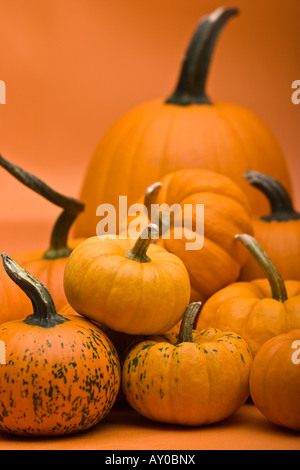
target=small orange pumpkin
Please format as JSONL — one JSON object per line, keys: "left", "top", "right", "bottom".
{"left": 196, "top": 234, "right": 300, "bottom": 357}
{"left": 0, "top": 253, "right": 121, "bottom": 436}
{"left": 74, "top": 7, "right": 291, "bottom": 238}
{"left": 122, "top": 302, "right": 253, "bottom": 426}
{"left": 250, "top": 329, "right": 300, "bottom": 431}
{"left": 64, "top": 224, "right": 191, "bottom": 336}
{"left": 239, "top": 170, "right": 300, "bottom": 281}
{"left": 0, "top": 154, "right": 85, "bottom": 319}
{"left": 121, "top": 168, "right": 254, "bottom": 302}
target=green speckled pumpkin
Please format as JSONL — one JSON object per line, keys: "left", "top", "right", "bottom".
{"left": 122, "top": 302, "right": 253, "bottom": 426}
{"left": 0, "top": 253, "right": 121, "bottom": 436}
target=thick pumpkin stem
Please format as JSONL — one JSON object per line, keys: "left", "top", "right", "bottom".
{"left": 1, "top": 253, "right": 68, "bottom": 328}
{"left": 244, "top": 170, "right": 300, "bottom": 222}
{"left": 0, "top": 154, "right": 85, "bottom": 260}
{"left": 125, "top": 224, "right": 159, "bottom": 263}
{"left": 144, "top": 182, "right": 169, "bottom": 236}
{"left": 165, "top": 7, "right": 239, "bottom": 106}
{"left": 176, "top": 302, "right": 202, "bottom": 344}
{"left": 234, "top": 234, "right": 288, "bottom": 303}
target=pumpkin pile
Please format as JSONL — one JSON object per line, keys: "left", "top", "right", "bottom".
{"left": 0, "top": 5, "right": 299, "bottom": 439}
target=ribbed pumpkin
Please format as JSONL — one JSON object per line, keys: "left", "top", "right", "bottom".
{"left": 64, "top": 224, "right": 191, "bottom": 335}
{"left": 0, "top": 253, "right": 120, "bottom": 436}
{"left": 239, "top": 170, "right": 300, "bottom": 281}
{"left": 74, "top": 6, "right": 291, "bottom": 238}
{"left": 0, "top": 155, "right": 85, "bottom": 319}
{"left": 196, "top": 234, "right": 300, "bottom": 357}
{"left": 250, "top": 330, "right": 300, "bottom": 431}
{"left": 122, "top": 302, "right": 253, "bottom": 426}
{"left": 121, "top": 168, "right": 254, "bottom": 302}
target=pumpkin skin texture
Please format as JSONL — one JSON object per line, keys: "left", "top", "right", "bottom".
{"left": 0, "top": 155, "right": 85, "bottom": 316}
{"left": 122, "top": 302, "right": 253, "bottom": 426}
{"left": 197, "top": 235, "right": 300, "bottom": 357}
{"left": 239, "top": 171, "right": 300, "bottom": 282}
{"left": 0, "top": 254, "right": 121, "bottom": 436}
{"left": 74, "top": 7, "right": 291, "bottom": 238}
{"left": 250, "top": 330, "right": 300, "bottom": 431}
{"left": 121, "top": 168, "right": 254, "bottom": 302}
{"left": 64, "top": 225, "right": 191, "bottom": 336}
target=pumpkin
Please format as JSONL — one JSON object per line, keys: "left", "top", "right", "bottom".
{"left": 196, "top": 233, "right": 300, "bottom": 357}
{"left": 121, "top": 168, "right": 254, "bottom": 302}
{"left": 0, "top": 253, "right": 120, "bottom": 436}
{"left": 64, "top": 224, "right": 191, "bottom": 335}
{"left": 122, "top": 302, "right": 252, "bottom": 426}
{"left": 250, "top": 329, "right": 300, "bottom": 431}
{"left": 74, "top": 6, "right": 291, "bottom": 238}
{"left": 239, "top": 170, "right": 300, "bottom": 281}
{"left": 0, "top": 154, "right": 85, "bottom": 319}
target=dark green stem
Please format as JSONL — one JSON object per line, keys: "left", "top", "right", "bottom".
{"left": 125, "top": 224, "right": 159, "bottom": 263}
{"left": 176, "top": 302, "right": 202, "bottom": 344}
{"left": 234, "top": 234, "right": 288, "bottom": 303}
{"left": 1, "top": 253, "right": 68, "bottom": 327}
{"left": 0, "top": 154, "right": 85, "bottom": 260}
{"left": 244, "top": 170, "right": 300, "bottom": 222}
{"left": 166, "top": 7, "right": 239, "bottom": 106}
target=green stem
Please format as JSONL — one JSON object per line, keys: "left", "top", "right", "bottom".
{"left": 234, "top": 234, "right": 288, "bottom": 303}
{"left": 176, "top": 302, "right": 202, "bottom": 344}
{"left": 0, "top": 154, "right": 85, "bottom": 260}
{"left": 244, "top": 170, "right": 300, "bottom": 222}
{"left": 1, "top": 253, "right": 68, "bottom": 328}
{"left": 125, "top": 224, "right": 159, "bottom": 263}
{"left": 165, "top": 7, "right": 239, "bottom": 106}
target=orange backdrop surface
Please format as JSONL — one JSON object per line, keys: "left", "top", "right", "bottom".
{"left": 0, "top": 0, "right": 299, "bottom": 254}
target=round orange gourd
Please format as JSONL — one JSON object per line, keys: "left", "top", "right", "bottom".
{"left": 239, "top": 170, "right": 300, "bottom": 281}
{"left": 64, "top": 224, "right": 191, "bottom": 335}
{"left": 74, "top": 7, "right": 291, "bottom": 238}
{"left": 250, "top": 330, "right": 300, "bottom": 431}
{"left": 0, "top": 253, "right": 120, "bottom": 436}
{"left": 121, "top": 168, "right": 254, "bottom": 302}
{"left": 196, "top": 234, "right": 300, "bottom": 357}
{"left": 0, "top": 155, "right": 85, "bottom": 321}
{"left": 122, "top": 302, "right": 253, "bottom": 426}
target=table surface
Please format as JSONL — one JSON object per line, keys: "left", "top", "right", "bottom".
{"left": 0, "top": 220, "right": 299, "bottom": 451}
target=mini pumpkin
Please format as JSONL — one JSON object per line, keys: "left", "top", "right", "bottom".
{"left": 0, "top": 154, "right": 85, "bottom": 318}
{"left": 239, "top": 170, "right": 300, "bottom": 281}
{"left": 64, "top": 224, "right": 191, "bottom": 335}
{"left": 196, "top": 234, "right": 300, "bottom": 356}
{"left": 122, "top": 302, "right": 252, "bottom": 426}
{"left": 250, "top": 329, "right": 300, "bottom": 431}
{"left": 121, "top": 168, "right": 254, "bottom": 302}
{"left": 0, "top": 253, "right": 121, "bottom": 436}
{"left": 74, "top": 7, "right": 291, "bottom": 238}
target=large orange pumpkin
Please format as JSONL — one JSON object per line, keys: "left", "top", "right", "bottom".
{"left": 122, "top": 302, "right": 253, "bottom": 426}
{"left": 121, "top": 168, "right": 254, "bottom": 302}
{"left": 0, "top": 253, "right": 121, "bottom": 436}
{"left": 239, "top": 170, "right": 300, "bottom": 281}
{"left": 196, "top": 234, "right": 300, "bottom": 357}
{"left": 250, "top": 329, "right": 300, "bottom": 431}
{"left": 64, "top": 224, "right": 191, "bottom": 335}
{"left": 74, "top": 7, "right": 291, "bottom": 238}
{"left": 0, "top": 155, "right": 85, "bottom": 319}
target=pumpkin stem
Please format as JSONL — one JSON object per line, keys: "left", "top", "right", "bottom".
{"left": 234, "top": 234, "right": 288, "bottom": 303}
{"left": 125, "top": 224, "right": 159, "bottom": 263}
{"left": 0, "top": 154, "right": 85, "bottom": 260}
{"left": 165, "top": 7, "right": 239, "bottom": 106}
{"left": 176, "top": 302, "right": 202, "bottom": 344}
{"left": 144, "top": 182, "right": 169, "bottom": 236}
{"left": 244, "top": 170, "right": 300, "bottom": 222}
{"left": 1, "top": 253, "right": 68, "bottom": 328}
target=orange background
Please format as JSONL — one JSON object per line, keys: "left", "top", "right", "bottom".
{"left": 0, "top": 0, "right": 299, "bottom": 254}
{"left": 0, "top": 0, "right": 299, "bottom": 450}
